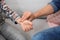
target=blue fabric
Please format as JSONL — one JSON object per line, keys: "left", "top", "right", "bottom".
{"left": 49, "top": 0, "right": 60, "bottom": 12}
{"left": 32, "top": 26, "right": 60, "bottom": 40}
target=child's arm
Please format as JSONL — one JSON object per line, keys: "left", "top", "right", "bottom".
{"left": 0, "top": 0, "right": 33, "bottom": 32}
{"left": 1, "top": 0, "right": 20, "bottom": 24}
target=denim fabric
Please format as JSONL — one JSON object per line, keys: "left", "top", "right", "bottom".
{"left": 32, "top": 26, "right": 60, "bottom": 40}
{"left": 49, "top": 0, "right": 60, "bottom": 12}
{"left": 49, "top": 2, "right": 59, "bottom": 13}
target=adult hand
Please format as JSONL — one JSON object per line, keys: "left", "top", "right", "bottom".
{"left": 20, "top": 11, "right": 35, "bottom": 22}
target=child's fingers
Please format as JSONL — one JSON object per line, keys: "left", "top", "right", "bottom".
{"left": 26, "top": 25, "right": 32, "bottom": 32}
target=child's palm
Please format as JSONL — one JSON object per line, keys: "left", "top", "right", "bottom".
{"left": 20, "top": 20, "right": 33, "bottom": 32}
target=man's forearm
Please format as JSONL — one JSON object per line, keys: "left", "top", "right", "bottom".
{"left": 33, "top": 4, "right": 54, "bottom": 18}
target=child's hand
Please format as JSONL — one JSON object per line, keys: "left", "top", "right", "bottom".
{"left": 20, "top": 20, "right": 33, "bottom": 32}
{"left": 16, "top": 18, "right": 33, "bottom": 32}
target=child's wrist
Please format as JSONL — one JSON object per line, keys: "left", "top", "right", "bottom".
{"left": 15, "top": 17, "right": 21, "bottom": 23}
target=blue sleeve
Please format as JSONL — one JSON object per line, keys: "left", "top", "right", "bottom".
{"left": 49, "top": 0, "right": 60, "bottom": 13}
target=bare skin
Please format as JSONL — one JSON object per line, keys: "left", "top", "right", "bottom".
{"left": 16, "top": 19, "right": 33, "bottom": 32}
{"left": 16, "top": 13, "right": 33, "bottom": 32}
{"left": 20, "top": 4, "right": 54, "bottom": 21}
{"left": 16, "top": 4, "right": 54, "bottom": 32}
